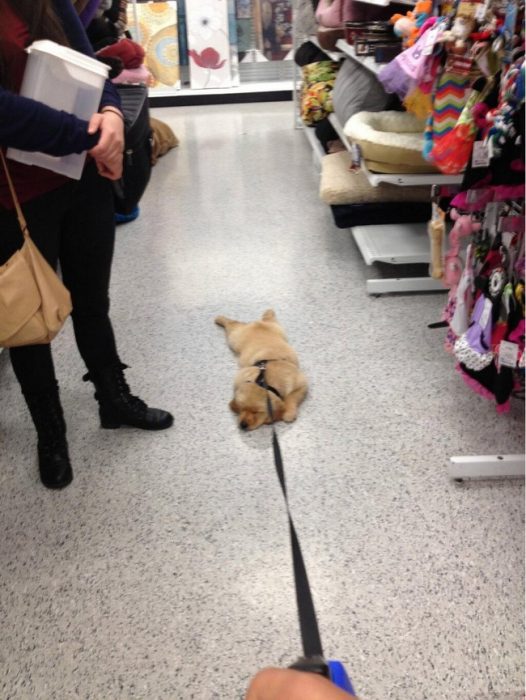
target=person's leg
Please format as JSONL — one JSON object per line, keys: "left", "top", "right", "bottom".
{"left": 59, "top": 161, "right": 173, "bottom": 430}
{"left": 59, "top": 160, "right": 119, "bottom": 370}
{"left": 0, "top": 187, "right": 74, "bottom": 488}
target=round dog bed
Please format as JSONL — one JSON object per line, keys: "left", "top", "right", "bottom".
{"left": 319, "top": 151, "right": 431, "bottom": 206}
{"left": 343, "top": 111, "right": 438, "bottom": 171}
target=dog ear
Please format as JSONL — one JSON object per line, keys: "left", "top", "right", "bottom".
{"left": 229, "top": 399, "right": 239, "bottom": 414}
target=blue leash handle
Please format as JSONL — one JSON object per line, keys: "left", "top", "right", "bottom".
{"left": 328, "top": 659, "right": 355, "bottom": 695}
{"left": 289, "top": 657, "right": 355, "bottom": 695}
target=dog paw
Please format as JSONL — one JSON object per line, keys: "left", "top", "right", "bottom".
{"left": 282, "top": 410, "right": 297, "bottom": 423}
{"left": 215, "top": 316, "right": 227, "bottom": 326}
{"left": 262, "top": 309, "right": 276, "bottom": 321}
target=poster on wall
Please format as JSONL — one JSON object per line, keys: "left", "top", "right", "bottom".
{"left": 228, "top": 0, "right": 241, "bottom": 86}
{"left": 127, "top": 1, "right": 180, "bottom": 89}
{"left": 256, "top": 0, "right": 293, "bottom": 61}
{"left": 185, "top": 0, "right": 234, "bottom": 89}
{"left": 236, "top": 0, "right": 293, "bottom": 62}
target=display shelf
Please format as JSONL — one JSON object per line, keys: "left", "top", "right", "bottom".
{"left": 308, "top": 36, "right": 345, "bottom": 62}
{"left": 449, "top": 454, "right": 525, "bottom": 480}
{"left": 351, "top": 223, "right": 444, "bottom": 294}
{"left": 149, "top": 80, "right": 294, "bottom": 105}
{"left": 327, "top": 113, "right": 353, "bottom": 152}
{"left": 361, "top": 159, "right": 463, "bottom": 187}
{"left": 335, "top": 39, "right": 382, "bottom": 75}
{"left": 352, "top": 222, "right": 430, "bottom": 264}
{"left": 302, "top": 125, "right": 325, "bottom": 167}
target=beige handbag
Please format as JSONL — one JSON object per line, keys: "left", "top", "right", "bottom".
{"left": 0, "top": 151, "right": 72, "bottom": 348}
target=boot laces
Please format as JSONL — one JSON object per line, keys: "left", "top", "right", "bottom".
{"left": 115, "top": 371, "right": 148, "bottom": 414}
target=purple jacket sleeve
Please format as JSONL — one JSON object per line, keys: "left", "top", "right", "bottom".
{"left": 55, "top": 0, "right": 121, "bottom": 111}
{"left": 0, "top": 88, "right": 98, "bottom": 154}
{"left": 79, "top": 0, "right": 102, "bottom": 29}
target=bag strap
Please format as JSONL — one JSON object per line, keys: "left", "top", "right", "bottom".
{"left": 0, "top": 150, "right": 29, "bottom": 238}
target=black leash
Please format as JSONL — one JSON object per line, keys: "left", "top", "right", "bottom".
{"left": 257, "top": 363, "right": 329, "bottom": 676}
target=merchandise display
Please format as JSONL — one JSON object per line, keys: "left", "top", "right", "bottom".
{"left": 343, "top": 110, "right": 439, "bottom": 172}
{"left": 118, "top": 0, "right": 295, "bottom": 93}
{"left": 126, "top": 1, "right": 180, "bottom": 89}
{"left": 319, "top": 151, "right": 431, "bottom": 204}
{"left": 300, "top": 60, "right": 341, "bottom": 125}
{"left": 297, "top": 0, "right": 525, "bottom": 344}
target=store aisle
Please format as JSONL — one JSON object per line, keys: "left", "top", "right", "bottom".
{"left": 0, "top": 102, "right": 524, "bottom": 700}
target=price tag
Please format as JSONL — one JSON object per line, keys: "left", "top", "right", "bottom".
{"left": 498, "top": 340, "right": 519, "bottom": 368}
{"left": 351, "top": 143, "right": 362, "bottom": 170}
{"left": 472, "top": 141, "right": 490, "bottom": 168}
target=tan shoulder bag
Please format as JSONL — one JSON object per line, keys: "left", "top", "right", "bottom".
{"left": 0, "top": 151, "right": 72, "bottom": 348}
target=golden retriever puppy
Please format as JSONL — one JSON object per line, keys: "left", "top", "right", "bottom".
{"left": 215, "top": 309, "right": 308, "bottom": 431}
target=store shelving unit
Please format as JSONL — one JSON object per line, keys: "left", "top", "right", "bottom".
{"left": 309, "top": 35, "right": 345, "bottom": 62}
{"left": 303, "top": 125, "right": 326, "bottom": 167}
{"left": 322, "top": 38, "right": 464, "bottom": 295}
{"left": 326, "top": 110, "right": 461, "bottom": 293}
{"left": 129, "top": 0, "right": 294, "bottom": 106}
{"left": 335, "top": 39, "right": 381, "bottom": 76}
{"left": 150, "top": 80, "right": 293, "bottom": 106}
{"left": 449, "top": 454, "right": 525, "bottom": 480}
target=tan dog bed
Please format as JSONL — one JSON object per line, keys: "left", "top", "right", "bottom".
{"left": 343, "top": 111, "right": 438, "bottom": 172}
{"left": 150, "top": 117, "right": 179, "bottom": 165}
{"left": 320, "top": 151, "right": 431, "bottom": 206}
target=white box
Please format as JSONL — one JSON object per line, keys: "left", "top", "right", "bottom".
{"left": 7, "top": 40, "right": 109, "bottom": 180}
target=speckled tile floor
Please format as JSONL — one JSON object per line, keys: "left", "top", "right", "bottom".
{"left": 0, "top": 102, "right": 524, "bottom": 700}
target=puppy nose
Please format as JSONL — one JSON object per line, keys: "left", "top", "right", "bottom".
{"left": 240, "top": 421, "right": 248, "bottom": 431}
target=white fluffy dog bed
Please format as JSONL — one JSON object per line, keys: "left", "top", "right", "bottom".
{"left": 319, "top": 151, "right": 431, "bottom": 206}
{"left": 343, "top": 111, "right": 438, "bottom": 172}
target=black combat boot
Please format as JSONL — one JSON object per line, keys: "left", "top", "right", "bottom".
{"left": 83, "top": 362, "right": 173, "bottom": 430}
{"left": 24, "top": 387, "right": 73, "bottom": 489}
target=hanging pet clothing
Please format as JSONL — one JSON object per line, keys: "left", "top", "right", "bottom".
{"left": 454, "top": 294, "right": 494, "bottom": 370}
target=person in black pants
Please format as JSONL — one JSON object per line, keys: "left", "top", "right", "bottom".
{"left": 0, "top": 0, "right": 173, "bottom": 490}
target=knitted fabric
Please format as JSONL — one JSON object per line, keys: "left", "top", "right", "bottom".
{"left": 424, "top": 70, "right": 470, "bottom": 160}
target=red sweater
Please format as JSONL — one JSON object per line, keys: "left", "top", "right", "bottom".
{"left": 0, "top": 0, "right": 120, "bottom": 208}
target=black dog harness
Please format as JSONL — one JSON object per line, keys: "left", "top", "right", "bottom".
{"left": 253, "top": 360, "right": 283, "bottom": 400}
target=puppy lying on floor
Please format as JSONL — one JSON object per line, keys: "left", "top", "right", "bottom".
{"left": 215, "top": 310, "right": 308, "bottom": 431}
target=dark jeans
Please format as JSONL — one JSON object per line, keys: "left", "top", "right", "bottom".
{"left": 0, "top": 161, "right": 119, "bottom": 396}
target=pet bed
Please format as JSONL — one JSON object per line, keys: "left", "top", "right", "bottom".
{"left": 319, "top": 151, "right": 431, "bottom": 206}
{"left": 343, "top": 110, "right": 439, "bottom": 172}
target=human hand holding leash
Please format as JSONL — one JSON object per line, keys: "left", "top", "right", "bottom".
{"left": 246, "top": 668, "right": 358, "bottom": 700}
